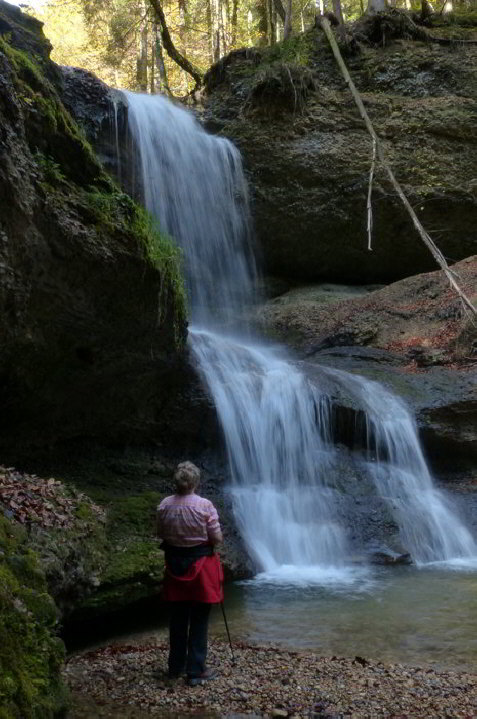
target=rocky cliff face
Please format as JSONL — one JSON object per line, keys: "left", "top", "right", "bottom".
{"left": 201, "top": 18, "right": 477, "bottom": 283}
{"left": 0, "top": 0, "right": 188, "bottom": 451}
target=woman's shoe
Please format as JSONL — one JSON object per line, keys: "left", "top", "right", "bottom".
{"left": 187, "top": 668, "right": 219, "bottom": 687}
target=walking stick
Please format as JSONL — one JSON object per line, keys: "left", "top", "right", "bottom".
{"left": 220, "top": 601, "right": 235, "bottom": 664}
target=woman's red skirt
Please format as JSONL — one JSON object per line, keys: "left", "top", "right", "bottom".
{"left": 162, "top": 554, "right": 224, "bottom": 603}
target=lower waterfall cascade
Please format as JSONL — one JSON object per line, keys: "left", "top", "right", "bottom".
{"left": 123, "top": 91, "right": 477, "bottom": 578}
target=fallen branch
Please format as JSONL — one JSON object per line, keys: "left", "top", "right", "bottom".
{"left": 367, "top": 136, "right": 376, "bottom": 252}
{"left": 320, "top": 16, "right": 477, "bottom": 317}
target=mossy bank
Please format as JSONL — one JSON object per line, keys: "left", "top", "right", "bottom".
{"left": 0, "top": 0, "right": 188, "bottom": 452}
{"left": 0, "top": 516, "right": 67, "bottom": 719}
{"left": 0, "top": 464, "right": 109, "bottom": 719}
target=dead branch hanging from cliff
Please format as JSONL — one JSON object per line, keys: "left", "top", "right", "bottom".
{"left": 320, "top": 16, "right": 477, "bottom": 318}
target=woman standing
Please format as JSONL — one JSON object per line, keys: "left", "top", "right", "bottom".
{"left": 157, "top": 461, "right": 223, "bottom": 686}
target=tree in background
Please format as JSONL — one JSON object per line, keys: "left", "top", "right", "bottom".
{"left": 24, "top": 0, "right": 477, "bottom": 94}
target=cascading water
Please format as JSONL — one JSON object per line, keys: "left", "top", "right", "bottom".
{"left": 124, "top": 92, "right": 256, "bottom": 325}
{"left": 123, "top": 91, "right": 477, "bottom": 577}
{"left": 325, "top": 369, "right": 477, "bottom": 566}
{"left": 192, "top": 330, "right": 349, "bottom": 574}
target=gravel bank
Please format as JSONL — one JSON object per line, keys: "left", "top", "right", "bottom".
{"left": 64, "top": 639, "right": 476, "bottom": 718}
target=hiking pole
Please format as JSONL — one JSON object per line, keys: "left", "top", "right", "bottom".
{"left": 220, "top": 601, "right": 235, "bottom": 664}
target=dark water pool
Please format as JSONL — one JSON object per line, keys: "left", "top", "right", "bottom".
{"left": 203, "top": 565, "right": 477, "bottom": 671}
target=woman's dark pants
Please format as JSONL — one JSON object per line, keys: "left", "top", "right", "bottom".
{"left": 168, "top": 601, "right": 211, "bottom": 678}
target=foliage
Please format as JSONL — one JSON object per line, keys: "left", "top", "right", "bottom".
{"left": 0, "top": 516, "right": 67, "bottom": 719}
{"left": 34, "top": 151, "right": 66, "bottom": 184}
{"left": 85, "top": 188, "right": 186, "bottom": 325}
{"left": 261, "top": 30, "right": 313, "bottom": 65}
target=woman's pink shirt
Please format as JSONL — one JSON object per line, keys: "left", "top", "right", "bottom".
{"left": 156, "top": 493, "right": 222, "bottom": 547}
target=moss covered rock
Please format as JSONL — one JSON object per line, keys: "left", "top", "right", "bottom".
{"left": 0, "top": 0, "right": 187, "bottom": 452}
{"left": 0, "top": 515, "right": 67, "bottom": 718}
{"left": 73, "top": 491, "right": 165, "bottom": 618}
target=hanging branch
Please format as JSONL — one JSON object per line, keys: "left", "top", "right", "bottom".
{"left": 367, "top": 136, "right": 376, "bottom": 251}
{"left": 148, "top": 0, "right": 204, "bottom": 88}
{"left": 320, "top": 17, "right": 477, "bottom": 317}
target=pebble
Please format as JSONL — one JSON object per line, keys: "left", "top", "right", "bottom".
{"left": 64, "top": 638, "right": 477, "bottom": 718}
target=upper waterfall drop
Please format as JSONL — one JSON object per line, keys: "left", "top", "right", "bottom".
{"left": 123, "top": 91, "right": 256, "bottom": 326}
{"left": 123, "top": 90, "right": 477, "bottom": 577}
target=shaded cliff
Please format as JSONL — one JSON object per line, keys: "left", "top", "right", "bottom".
{"left": 0, "top": 0, "right": 188, "bottom": 451}
{"left": 201, "top": 15, "right": 477, "bottom": 283}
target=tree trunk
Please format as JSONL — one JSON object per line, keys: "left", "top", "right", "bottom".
{"left": 420, "top": 0, "right": 433, "bottom": 21}
{"left": 219, "top": 0, "right": 227, "bottom": 55}
{"left": 178, "top": 0, "right": 189, "bottom": 92}
{"left": 148, "top": 0, "right": 204, "bottom": 87}
{"left": 332, "top": 0, "right": 345, "bottom": 39}
{"left": 150, "top": 37, "right": 155, "bottom": 93}
{"left": 212, "top": 0, "right": 221, "bottom": 60}
{"left": 255, "top": 0, "right": 269, "bottom": 45}
{"left": 206, "top": 0, "right": 214, "bottom": 62}
{"left": 268, "top": 0, "right": 277, "bottom": 43}
{"left": 315, "top": 0, "right": 325, "bottom": 16}
{"left": 231, "top": 0, "right": 238, "bottom": 45}
{"left": 136, "top": 6, "right": 148, "bottom": 92}
{"left": 283, "top": 0, "right": 292, "bottom": 38}
{"left": 273, "top": 0, "right": 286, "bottom": 23}
{"left": 154, "top": 21, "right": 170, "bottom": 93}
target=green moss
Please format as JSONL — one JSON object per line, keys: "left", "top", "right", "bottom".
{"left": 106, "top": 491, "right": 163, "bottom": 538}
{"left": 433, "top": 10, "right": 477, "bottom": 28}
{"left": 71, "top": 490, "right": 165, "bottom": 617}
{"left": 261, "top": 32, "right": 313, "bottom": 67}
{"left": 85, "top": 188, "right": 187, "bottom": 336}
{"left": 0, "top": 35, "right": 45, "bottom": 91}
{"left": 33, "top": 151, "right": 65, "bottom": 183}
{"left": 0, "top": 516, "right": 68, "bottom": 718}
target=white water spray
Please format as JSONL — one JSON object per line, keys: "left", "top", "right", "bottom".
{"left": 124, "top": 91, "right": 477, "bottom": 575}
{"left": 327, "top": 369, "right": 477, "bottom": 565}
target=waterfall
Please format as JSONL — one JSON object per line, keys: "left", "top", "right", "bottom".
{"left": 123, "top": 91, "right": 477, "bottom": 576}
{"left": 326, "top": 369, "right": 477, "bottom": 566}
{"left": 124, "top": 92, "right": 256, "bottom": 326}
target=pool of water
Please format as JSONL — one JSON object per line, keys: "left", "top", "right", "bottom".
{"left": 202, "top": 565, "right": 477, "bottom": 671}
{"left": 74, "top": 565, "right": 477, "bottom": 673}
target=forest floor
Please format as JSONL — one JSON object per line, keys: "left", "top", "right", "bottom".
{"left": 64, "top": 638, "right": 477, "bottom": 718}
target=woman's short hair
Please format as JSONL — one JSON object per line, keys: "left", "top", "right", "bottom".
{"left": 174, "top": 461, "right": 201, "bottom": 495}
